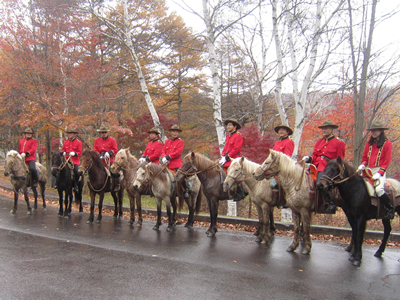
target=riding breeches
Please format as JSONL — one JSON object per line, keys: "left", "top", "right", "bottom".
{"left": 372, "top": 169, "right": 386, "bottom": 197}
{"left": 27, "top": 160, "right": 38, "bottom": 182}
{"left": 73, "top": 164, "right": 80, "bottom": 182}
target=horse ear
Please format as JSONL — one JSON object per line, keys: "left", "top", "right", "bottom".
{"left": 336, "top": 156, "right": 342, "bottom": 164}
{"left": 240, "top": 157, "right": 245, "bottom": 166}
{"left": 125, "top": 148, "right": 129, "bottom": 155}
{"left": 266, "top": 148, "right": 270, "bottom": 157}
{"left": 191, "top": 152, "right": 195, "bottom": 159}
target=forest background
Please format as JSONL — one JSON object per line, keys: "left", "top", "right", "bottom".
{"left": 0, "top": 0, "right": 400, "bottom": 182}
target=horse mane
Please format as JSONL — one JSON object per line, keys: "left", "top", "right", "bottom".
{"left": 342, "top": 160, "right": 356, "bottom": 175}
{"left": 271, "top": 150, "right": 304, "bottom": 179}
{"left": 231, "top": 157, "right": 259, "bottom": 174}
{"left": 6, "top": 150, "right": 20, "bottom": 159}
{"left": 83, "top": 150, "right": 103, "bottom": 169}
{"left": 183, "top": 152, "right": 220, "bottom": 177}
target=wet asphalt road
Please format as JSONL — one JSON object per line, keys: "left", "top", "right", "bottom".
{"left": 0, "top": 195, "right": 399, "bottom": 300}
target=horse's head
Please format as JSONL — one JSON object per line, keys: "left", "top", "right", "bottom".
{"left": 253, "top": 149, "right": 280, "bottom": 180}
{"left": 176, "top": 152, "right": 198, "bottom": 182}
{"left": 317, "top": 156, "right": 345, "bottom": 194}
{"left": 223, "top": 157, "right": 245, "bottom": 192}
{"left": 80, "top": 150, "right": 99, "bottom": 173}
{"left": 4, "top": 150, "right": 24, "bottom": 177}
{"left": 51, "top": 151, "right": 63, "bottom": 177}
{"left": 111, "top": 148, "right": 131, "bottom": 173}
{"left": 133, "top": 164, "right": 149, "bottom": 190}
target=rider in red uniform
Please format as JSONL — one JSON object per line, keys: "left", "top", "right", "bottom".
{"left": 19, "top": 127, "right": 38, "bottom": 187}
{"left": 357, "top": 121, "right": 394, "bottom": 219}
{"left": 61, "top": 127, "right": 83, "bottom": 192}
{"left": 302, "top": 120, "right": 345, "bottom": 213}
{"left": 219, "top": 118, "right": 246, "bottom": 201}
{"left": 139, "top": 127, "right": 163, "bottom": 164}
{"left": 273, "top": 124, "right": 294, "bottom": 156}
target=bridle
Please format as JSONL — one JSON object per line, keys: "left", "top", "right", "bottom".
{"left": 135, "top": 164, "right": 168, "bottom": 187}
{"left": 79, "top": 155, "right": 109, "bottom": 193}
{"left": 320, "top": 160, "right": 358, "bottom": 188}
{"left": 176, "top": 159, "right": 220, "bottom": 178}
{"left": 51, "top": 155, "right": 71, "bottom": 176}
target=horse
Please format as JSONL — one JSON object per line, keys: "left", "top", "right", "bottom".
{"left": 110, "top": 148, "right": 153, "bottom": 226}
{"left": 79, "top": 150, "right": 124, "bottom": 223}
{"left": 223, "top": 157, "right": 276, "bottom": 244}
{"left": 176, "top": 152, "right": 231, "bottom": 237}
{"left": 51, "top": 151, "right": 83, "bottom": 218}
{"left": 253, "top": 149, "right": 314, "bottom": 255}
{"left": 3, "top": 150, "right": 47, "bottom": 214}
{"left": 133, "top": 163, "right": 183, "bottom": 231}
{"left": 317, "top": 156, "right": 400, "bottom": 266}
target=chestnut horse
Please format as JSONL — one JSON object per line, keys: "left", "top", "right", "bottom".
{"left": 318, "top": 157, "right": 400, "bottom": 266}
{"left": 133, "top": 163, "right": 184, "bottom": 231}
{"left": 4, "top": 150, "right": 47, "bottom": 214}
{"left": 253, "top": 149, "right": 314, "bottom": 255}
{"left": 110, "top": 148, "right": 152, "bottom": 226}
{"left": 51, "top": 151, "right": 83, "bottom": 218}
{"left": 176, "top": 152, "right": 231, "bottom": 237}
{"left": 80, "top": 150, "right": 124, "bottom": 223}
{"left": 224, "top": 157, "right": 276, "bottom": 244}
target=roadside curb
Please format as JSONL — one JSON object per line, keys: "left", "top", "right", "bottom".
{"left": 1, "top": 183, "right": 399, "bottom": 242}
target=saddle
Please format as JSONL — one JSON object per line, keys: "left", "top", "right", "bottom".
{"left": 270, "top": 177, "right": 286, "bottom": 207}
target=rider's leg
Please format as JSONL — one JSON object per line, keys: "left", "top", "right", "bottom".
{"left": 28, "top": 160, "right": 38, "bottom": 187}
{"left": 317, "top": 171, "right": 336, "bottom": 213}
{"left": 376, "top": 174, "right": 394, "bottom": 219}
{"left": 73, "top": 164, "right": 80, "bottom": 192}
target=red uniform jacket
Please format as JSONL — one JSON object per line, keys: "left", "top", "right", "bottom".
{"left": 222, "top": 131, "right": 243, "bottom": 167}
{"left": 94, "top": 136, "right": 118, "bottom": 163}
{"left": 19, "top": 138, "right": 38, "bottom": 162}
{"left": 361, "top": 140, "right": 392, "bottom": 176}
{"left": 61, "top": 138, "right": 83, "bottom": 165}
{"left": 273, "top": 137, "right": 294, "bottom": 157}
{"left": 162, "top": 138, "right": 184, "bottom": 169}
{"left": 311, "top": 136, "right": 345, "bottom": 172}
{"left": 142, "top": 139, "right": 163, "bottom": 164}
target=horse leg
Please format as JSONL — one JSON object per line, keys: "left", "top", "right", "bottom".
{"left": 11, "top": 191, "right": 18, "bottom": 214}
{"left": 87, "top": 190, "right": 96, "bottom": 223}
{"left": 153, "top": 198, "right": 162, "bottom": 230}
{"left": 118, "top": 189, "right": 124, "bottom": 218}
{"left": 127, "top": 192, "right": 135, "bottom": 225}
{"left": 269, "top": 209, "right": 276, "bottom": 235}
{"left": 111, "top": 191, "right": 118, "bottom": 220}
{"left": 40, "top": 182, "right": 46, "bottom": 210}
{"left": 58, "top": 189, "right": 64, "bottom": 217}
{"left": 352, "top": 216, "right": 367, "bottom": 266}
{"left": 23, "top": 188, "right": 32, "bottom": 215}
{"left": 32, "top": 186, "right": 38, "bottom": 211}
{"left": 300, "top": 209, "right": 312, "bottom": 255}
{"left": 344, "top": 213, "right": 356, "bottom": 253}
{"left": 185, "top": 194, "right": 195, "bottom": 230}
{"left": 374, "top": 219, "right": 392, "bottom": 257}
{"left": 166, "top": 199, "right": 174, "bottom": 232}
{"left": 206, "top": 198, "right": 219, "bottom": 237}
{"left": 65, "top": 189, "right": 72, "bottom": 218}
{"left": 254, "top": 204, "right": 264, "bottom": 242}
{"left": 287, "top": 211, "right": 300, "bottom": 252}
{"left": 96, "top": 193, "right": 104, "bottom": 223}
{"left": 77, "top": 183, "right": 83, "bottom": 214}
{"left": 136, "top": 192, "right": 143, "bottom": 227}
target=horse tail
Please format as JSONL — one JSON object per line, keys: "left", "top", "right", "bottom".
{"left": 195, "top": 184, "right": 203, "bottom": 214}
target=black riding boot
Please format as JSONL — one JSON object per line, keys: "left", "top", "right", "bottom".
{"left": 28, "top": 161, "right": 38, "bottom": 188}
{"left": 181, "top": 181, "right": 189, "bottom": 200}
{"left": 379, "top": 193, "right": 395, "bottom": 219}
{"left": 73, "top": 165, "right": 80, "bottom": 193}
{"left": 233, "top": 185, "right": 248, "bottom": 202}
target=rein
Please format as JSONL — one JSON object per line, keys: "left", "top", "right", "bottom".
{"left": 136, "top": 164, "right": 168, "bottom": 187}
{"left": 177, "top": 161, "right": 220, "bottom": 177}
{"left": 294, "top": 162, "right": 307, "bottom": 191}
{"left": 320, "top": 161, "right": 359, "bottom": 186}
{"left": 80, "top": 156, "right": 109, "bottom": 193}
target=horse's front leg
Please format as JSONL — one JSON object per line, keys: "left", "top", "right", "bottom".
{"left": 118, "top": 189, "right": 124, "bottom": 218}
{"left": 40, "top": 183, "right": 46, "bottom": 210}
{"left": 87, "top": 190, "right": 96, "bottom": 223}
{"left": 11, "top": 191, "right": 19, "bottom": 214}
{"left": 127, "top": 191, "right": 136, "bottom": 225}
{"left": 352, "top": 216, "right": 367, "bottom": 266}
{"left": 166, "top": 198, "right": 174, "bottom": 232}
{"left": 185, "top": 193, "right": 195, "bottom": 229}
{"left": 287, "top": 211, "right": 300, "bottom": 252}
{"left": 136, "top": 193, "right": 143, "bottom": 227}
{"left": 111, "top": 191, "right": 119, "bottom": 220}
{"left": 375, "top": 219, "right": 392, "bottom": 257}
{"left": 96, "top": 192, "right": 104, "bottom": 223}
{"left": 32, "top": 186, "right": 38, "bottom": 211}
{"left": 153, "top": 198, "right": 162, "bottom": 230}
{"left": 299, "top": 208, "right": 312, "bottom": 255}
{"left": 58, "top": 189, "right": 64, "bottom": 217}
{"left": 65, "top": 188, "right": 72, "bottom": 218}
{"left": 23, "top": 187, "right": 32, "bottom": 215}
{"left": 206, "top": 197, "right": 219, "bottom": 237}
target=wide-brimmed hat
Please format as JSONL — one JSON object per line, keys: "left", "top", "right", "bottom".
{"left": 66, "top": 127, "right": 79, "bottom": 134}
{"left": 167, "top": 124, "right": 182, "bottom": 132}
{"left": 223, "top": 118, "right": 241, "bottom": 130}
{"left": 22, "top": 127, "right": 34, "bottom": 134}
{"left": 147, "top": 127, "right": 160, "bottom": 135}
{"left": 274, "top": 124, "right": 293, "bottom": 136}
{"left": 96, "top": 124, "right": 110, "bottom": 132}
{"left": 318, "top": 119, "right": 339, "bottom": 129}
{"left": 367, "top": 121, "right": 389, "bottom": 131}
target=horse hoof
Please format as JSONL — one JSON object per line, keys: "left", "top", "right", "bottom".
{"left": 206, "top": 232, "right": 215, "bottom": 237}
{"left": 374, "top": 251, "right": 382, "bottom": 258}
{"left": 58, "top": 214, "right": 63, "bottom": 218}
{"left": 136, "top": 223, "right": 142, "bottom": 227}
{"left": 255, "top": 238, "right": 261, "bottom": 243}
{"left": 10, "top": 210, "right": 16, "bottom": 214}
{"left": 64, "top": 215, "right": 69, "bottom": 219}
{"left": 352, "top": 260, "right": 361, "bottom": 267}
{"left": 301, "top": 248, "right": 311, "bottom": 255}
{"left": 153, "top": 226, "right": 159, "bottom": 230}
{"left": 112, "top": 216, "right": 117, "bottom": 220}
{"left": 27, "top": 211, "right": 32, "bottom": 215}
{"left": 345, "top": 245, "right": 352, "bottom": 252}
{"left": 87, "top": 220, "right": 93, "bottom": 224}
{"left": 286, "top": 246, "right": 295, "bottom": 252}
{"left": 95, "top": 220, "right": 101, "bottom": 224}
{"left": 43, "top": 208, "right": 47, "bottom": 212}
{"left": 186, "top": 225, "right": 193, "bottom": 230}
{"left": 166, "top": 227, "right": 171, "bottom": 232}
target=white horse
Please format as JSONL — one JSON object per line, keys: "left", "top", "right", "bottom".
{"left": 253, "top": 149, "right": 314, "bottom": 255}
{"left": 223, "top": 157, "right": 276, "bottom": 244}
{"left": 4, "top": 150, "right": 47, "bottom": 214}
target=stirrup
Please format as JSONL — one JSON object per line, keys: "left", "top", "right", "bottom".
{"left": 325, "top": 204, "right": 336, "bottom": 214}
{"left": 184, "top": 190, "right": 190, "bottom": 199}
{"left": 383, "top": 208, "right": 395, "bottom": 220}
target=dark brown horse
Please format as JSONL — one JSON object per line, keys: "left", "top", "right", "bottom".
{"left": 4, "top": 150, "right": 46, "bottom": 214}
{"left": 176, "top": 152, "right": 230, "bottom": 237}
{"left": 80, "top": 150, "right": 124, "bottom": 223}
{"left": 318, "top": 157, "right": 400, "bottom": 266}
{"left": 110, "top": 148, "right": 152, "bottom": 226}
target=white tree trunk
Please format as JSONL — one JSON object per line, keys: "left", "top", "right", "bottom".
{"left": 202, "top": 0, "right": 225, "bottom": 153}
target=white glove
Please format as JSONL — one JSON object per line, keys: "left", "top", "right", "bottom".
{"left": 138, "top": 157, "right": 146, "bottom": 163}
{"left": 219, "top": 156, "right": 226, "bottom": 165}
{"left": 21, "top": 153, "right": 26, "bottom": 158}
{"left": 104, "top": 152, "right": 110, "bottom": 158}
{"left": 357, "top": 164, "right": 365, "bottom": 172}
{"left": 301, "top": 156, "right": 310, "bottom": 162}
{"left": 62, "top": 152, "right": 67, "bottom": 156}
{"left": 372, "top": 173, "right": 382, "bottom": 181}
{"left": 162, "top": 157, "right": 168, "bottom": 164}
{"left": 69, "top": 151, "right": 76, "bottom": 156}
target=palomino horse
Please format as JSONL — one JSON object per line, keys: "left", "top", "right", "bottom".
{"left": 133, "top": 163, "right": 183, "bottom": 231}
{"left": 80, "top": 150, "right": 124, "bottom": 223}
{"left": 223, "top": 157, "right": 275, "bottom": 244}
{"left": 4, "top": 150, "right": 47, "bottom": 214}
{"left": 176, "top": 152, "right": 231, "bottom": 237}
{"left": 110, "top": 148, "right": 152, "bottom": 226}
{"left": 51, "top": 151, "right": 83, "bottom": 217}
{"left": 318, "top": 157, "right": 400, "bottom": 266}
{"left": 253, "top": 149, "right": 314, "bottom": 255}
